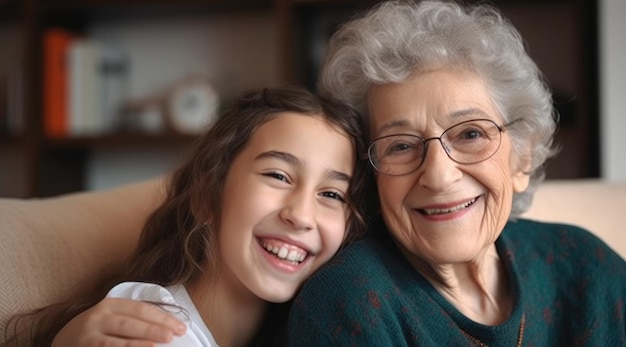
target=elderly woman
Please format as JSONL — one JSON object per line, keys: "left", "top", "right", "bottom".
{"left": 287, "top": 0, "right": 626, "bottom": 346}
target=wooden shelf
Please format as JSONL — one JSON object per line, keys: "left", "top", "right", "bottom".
{"left": 36, "top": 1, "right": 273, "bottom": 29}
{"left": 42, "top": 132, "right": 199, "bottom": 149}
{"left": 0, "top": 1, "right": 22, "bottom": 21}
{"left": 0, "top": 134, "right": 24, "bottom": 146}
{"left": 38, "top": 0, "right": 272, "bottom": 15}
{"left": 39, "top": 0, "right": 271, "bottom": 9}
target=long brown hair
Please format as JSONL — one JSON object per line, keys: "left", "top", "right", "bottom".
{"left": 7, "top": 86, "right": 373, "bottom": 346}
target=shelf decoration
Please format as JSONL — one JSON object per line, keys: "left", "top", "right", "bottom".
{"left": 167, "top": 75, "right": 219, "bottom": 135}
{"left": 120, "top": 74, "right": 219, "bottom": 135}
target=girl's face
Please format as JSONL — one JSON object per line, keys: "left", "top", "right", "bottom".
{"left": 218, "top": 112, "right": 354, "bottom": 303}
{"left": 367, "top": 67, "right": 529, "bottom": 266}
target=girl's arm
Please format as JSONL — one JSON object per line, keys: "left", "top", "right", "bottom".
{"left": 52, "top": 298, "right": 186, "bottom": 347}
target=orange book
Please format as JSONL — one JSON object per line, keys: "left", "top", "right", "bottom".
{"left": 43, "top": 28, "right": 74, "bottom": 138}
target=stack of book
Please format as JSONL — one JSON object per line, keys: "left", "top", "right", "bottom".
{"left": 43, "top": 28, "right": 129, "bottom": 138}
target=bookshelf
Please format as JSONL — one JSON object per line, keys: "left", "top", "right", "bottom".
{"left": 0, "top": 0, "right": 600, "bottom": 198}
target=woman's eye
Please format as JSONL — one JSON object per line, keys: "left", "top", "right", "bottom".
{"left": 320, "top": 191, "right": 346, "bottom": 203}
{"left": 390, "top": 143, "right": 410, "bottom": 152}
{"left": 386, "top": 142, "right": 416, "bottom": 155}
{"left": 460, "top": 129, "right": 483, "bottom": 140}
{"left": 263, "top": 172, "right": 289, "bottom": 183}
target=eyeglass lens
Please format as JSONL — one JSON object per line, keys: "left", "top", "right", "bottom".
{"left": 368, "top": 119, "right": 503, "bottom": 175}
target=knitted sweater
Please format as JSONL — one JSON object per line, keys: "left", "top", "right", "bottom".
{"left": 287, "top": 218, "right": 626, "bottom": 346}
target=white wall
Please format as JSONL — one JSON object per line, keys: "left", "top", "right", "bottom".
{"left": 600, "top": 0, "right": 626, "bottom": 182}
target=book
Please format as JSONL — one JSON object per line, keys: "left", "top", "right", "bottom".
{"left": 67, "top": 39, "right": 128, "bottom": 136}
{"left": 43, "top": 28, "right": 74, "bottom": 138}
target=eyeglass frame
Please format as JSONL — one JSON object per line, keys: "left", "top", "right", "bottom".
{"left": 365, "top": 118, "right": 522, "bottom": 176}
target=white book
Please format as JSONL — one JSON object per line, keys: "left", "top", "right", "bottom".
{"left": 68, "top": 40, "right": 105, "bottom": 136}
{"left": 67, "top": 40, "right": 86, "bottom": 136}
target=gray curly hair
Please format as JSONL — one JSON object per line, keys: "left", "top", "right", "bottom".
{"left": 318, "top": 0, "right": 559, "bottom": 216}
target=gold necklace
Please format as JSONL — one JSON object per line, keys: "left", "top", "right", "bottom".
{"left": 459, "top": 313, "right": 525, "bottom": 347}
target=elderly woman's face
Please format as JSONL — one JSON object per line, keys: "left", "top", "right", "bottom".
{"left": 367, "top": 68, "right": 529, "bottom": 265}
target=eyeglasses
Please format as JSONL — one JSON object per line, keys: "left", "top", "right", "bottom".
{"left": 367, "top": 118, "right": 520, "bottom": 176}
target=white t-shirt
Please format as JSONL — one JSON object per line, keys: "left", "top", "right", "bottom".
{"left": 107, "top": 282, "right": 219, "bottom": 347}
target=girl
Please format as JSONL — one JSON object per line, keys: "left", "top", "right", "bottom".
{"left": 10, "top": 86, "right": 371, "bottom": 346}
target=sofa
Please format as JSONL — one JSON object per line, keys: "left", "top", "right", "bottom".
{"left": 0, "top": 177, "right": 624, "bottom": 342}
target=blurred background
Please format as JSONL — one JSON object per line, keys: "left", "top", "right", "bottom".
{"left": 0, "top": 0, "right": 624, "bottom": 198}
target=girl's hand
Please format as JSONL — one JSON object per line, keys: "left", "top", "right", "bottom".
{"left": 52, "top": 297, "right": 186, "bottom": 347}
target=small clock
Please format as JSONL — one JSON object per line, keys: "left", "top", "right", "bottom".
{"left": 167, "top": 76, "right": 219, "bottom": 134}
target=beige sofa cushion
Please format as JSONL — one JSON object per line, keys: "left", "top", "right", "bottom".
{"left": 0, "top": 177, "right": 164, "bottom": 342}
{"left": 523, "top": 179, "right": 626, "bottom": 258}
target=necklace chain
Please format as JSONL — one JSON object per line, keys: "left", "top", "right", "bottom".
{"left": 460, "top": 313, "right": 525, "bottom": 347}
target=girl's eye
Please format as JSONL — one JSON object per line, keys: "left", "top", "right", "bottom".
{"left": 320, "top": 191, "right": 347, "bottom": 203}
{"left": 263, "top": 172, "right": 289, "bottom": 183}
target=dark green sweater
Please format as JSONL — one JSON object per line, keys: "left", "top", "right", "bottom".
{"left": 288, "top": 218, "right": 626, "bottom": 346}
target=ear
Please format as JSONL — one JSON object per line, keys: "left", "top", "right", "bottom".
{"left": 512, "top": 152, "right": 532, "bottom": 193}
{"left": 512, "top": 169, "right": 530, "bottom": 193}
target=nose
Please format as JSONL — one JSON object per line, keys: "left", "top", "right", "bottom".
{"left": 279, "top": 190, "right": 316, "bottom": 232}
{"left": 416, "top": 139, "right": 462, "bottom": 192}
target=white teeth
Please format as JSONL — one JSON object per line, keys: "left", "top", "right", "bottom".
{"left": 287, "top": 250, "right": 302, "bottom": 262}
{"left": 422, "top": 198, "right": 477, "bottom": 215}
{"left": 277, "top": 247, "right": 288, "bottom": 259}
{"left": 261, "top": 241, "right": 307, "bottom": 263}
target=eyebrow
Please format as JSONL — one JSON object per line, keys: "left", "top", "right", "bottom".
{"left": 376, "top": 108, "right": 490, "bottom": 134}
{"left": 256, "top": 151, "right": 352, "bottom": 183}
{"left": 449, "top": 108, "right": 490, "bottom": 119}
{"left": 377, "top": 119, "right": 411, "bottom": 134}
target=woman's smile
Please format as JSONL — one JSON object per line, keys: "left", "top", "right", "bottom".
{"left": 417, "top": 196, "right": 479, "bottom": 216}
